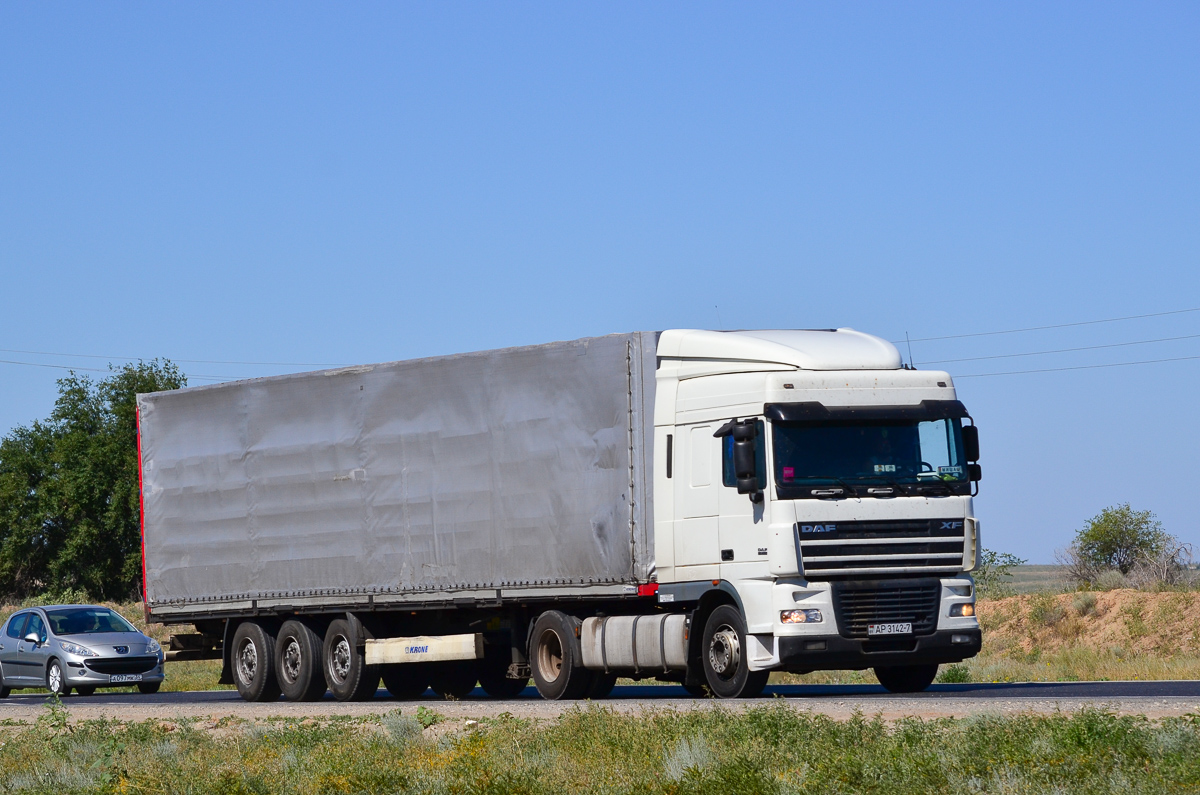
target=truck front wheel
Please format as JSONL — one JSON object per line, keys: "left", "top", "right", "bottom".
{"left": 232, "top": 622, "right": 282, "bottom": 702}
{"left": 701, "top": 605, "right": 768, "bottom": 699}
{"left": 873, "top": 664, "right": 938, "bottom": 693}
{"left": 276, "top": 620, "right": 327, "bottom": 702}
{"left": 530, "top": 611, "right": 593, "bottom": 700}
{"left": 322, "top": 619, "right": 380, "bottom": 701}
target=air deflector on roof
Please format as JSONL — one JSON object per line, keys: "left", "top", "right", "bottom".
{"left": 764, "top": 400, "right": 970, "bottom": 422}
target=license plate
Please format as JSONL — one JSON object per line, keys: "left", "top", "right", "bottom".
{"left": 868, "top": 622, "right": 912, "bottom": 636}
{"left": 110, "top": 674, "right": 143, "bottom": 683}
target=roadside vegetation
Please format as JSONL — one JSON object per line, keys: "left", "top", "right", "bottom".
{"left": 1, "top": 701, "right": 1198, "bottom": 794}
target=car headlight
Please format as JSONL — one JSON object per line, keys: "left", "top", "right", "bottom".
{"left": 145, "top": 638, "right": 162, "bottom": 655}
{"left": 780, "top": 609, "right": 823, "bottom": 624}
{"left": 58, "top": 640, "right": 98, "bottom": 657}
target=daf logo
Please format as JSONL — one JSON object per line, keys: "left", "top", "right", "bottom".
{"left": 800, "top": 524, "right": 836, "bottom": 534}
{"left": 940, "top": 521, "right": 964, "bottom": 530}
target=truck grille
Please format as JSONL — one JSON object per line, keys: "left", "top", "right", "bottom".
{"left": 831, "top": 580, "right": 941, "bottom": 639}
{"left": 84, "top": 656, "right": 160, "bottom": 675}
{"left": 798, "top": 519, "right": 966, "bottom": 578}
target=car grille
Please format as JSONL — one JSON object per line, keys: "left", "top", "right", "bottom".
{"left": 84, "top": 656, "right": 159, "bottom": 675}
{"left": 831, "top": 579, "right": 941, "bottom": 639}
{"left": 798, "top": 519, "right": 966, "bottom": 578}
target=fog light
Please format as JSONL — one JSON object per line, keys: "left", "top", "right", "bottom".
{"left": 781, "top": 609, "right": 823, "bottom": 624}
{"left": 951, "top": 634, "right": 973, "bottom": 644}
{"left": 949, "top": 603, "right": 975, "bottom": 617}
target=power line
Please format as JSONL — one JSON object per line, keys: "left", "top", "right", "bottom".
{"left": 918, "top": 333, "right": 1200, "bottom": 366}
{"left": 955, "top": 354, "right": 1200, "bottom": 379}
{"left": 0, "top": 347, "right": 349, "bottom": 368}
{"left": 895, "top": 306, "right": 1200, "bottom": 344}
{"left": 0, "top": 358, "right": 234, "bottom": 381}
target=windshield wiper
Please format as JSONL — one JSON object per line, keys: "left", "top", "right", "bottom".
{"left": 865, "top": 478, "right": 909, "bottom": 497}
{"left": 802, "top": 477, "right": 858, "bottom": 497}
{"left": 913, "top": 480, "right": 952, "bottom": 495}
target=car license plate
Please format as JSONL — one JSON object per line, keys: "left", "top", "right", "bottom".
{"left": 110, "top": 674, "right": 143, "bottom": 683}
{"left": 868, "top": 622, "right": 912, "bottom": 636}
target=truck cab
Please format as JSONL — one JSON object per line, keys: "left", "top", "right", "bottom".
{"left": 652, "top": 329, "right": 982, "bottom": 695}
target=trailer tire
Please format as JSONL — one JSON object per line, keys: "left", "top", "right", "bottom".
{"left": 381, "top": 665, "right": 429, "bottom": 700}
{"left": 276, "top": 620, "right": 327, "bottom": 702}
{"left": 700, "top": 605, "right": 768, "bottom": 698}
{"left": 873, "top": 664, "right": 938, "bottom": 694}
{"left": 530, "top": 610, "right": 593, "bottom": 700}
{"left": 478, "top": 663, "right": 529, "bottom": 699}
{"left": 322, "top": 619, "right": 380, "bottom": 701}
{"left": 232, "top": 622, "right": 282, "bottom": 702}
{"left": 429, "top": 661, "right": 478, "bottom": 698}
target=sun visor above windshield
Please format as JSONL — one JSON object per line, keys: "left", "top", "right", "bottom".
{"left": 765, "top": 400, "right": 970, "bottom": 422}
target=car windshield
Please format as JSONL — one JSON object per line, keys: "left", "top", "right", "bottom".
{"left": 45, "top": 607, "right": 138, "bottom": 636}
{"left": 772, "top": 417, "right": 968, "bottom": 496}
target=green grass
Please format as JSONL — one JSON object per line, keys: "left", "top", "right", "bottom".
{"left": 2, "top": 701, "right": 1198, "bottom": 794}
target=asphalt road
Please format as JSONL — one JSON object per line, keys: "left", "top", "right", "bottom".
{"left": 2, "top": 681, "right": 1198, "bottom": 721}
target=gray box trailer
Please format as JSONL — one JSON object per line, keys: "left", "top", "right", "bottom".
{"left": 138, "top": 332, "right": 659, "bottom": 619}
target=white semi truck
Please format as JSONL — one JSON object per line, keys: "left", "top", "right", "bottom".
{"left": 137, "top": 329, "right": 982, "bottom": 702}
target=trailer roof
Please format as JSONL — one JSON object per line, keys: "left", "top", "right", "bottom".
{"left": 656, "top": 328, "right": 902, "bottom": 370}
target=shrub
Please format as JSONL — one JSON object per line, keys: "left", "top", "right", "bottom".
{"left": 1071, "top": 592, "right": 1097, "bottom": 616}
{"left": 1029, "top": 593, "right": 1065, "bottom": 627}
{"left": 1058, "top": 504, "right": 1191, "bottom": 589}
{"left": 1094, "top": 570, "right": 1130, "bottom": 591}
{"left": 975, "top": 549, "right": 1027, "bottom": 598}
{"left": 937, "top": 663, "right": 972, "bottom": 683}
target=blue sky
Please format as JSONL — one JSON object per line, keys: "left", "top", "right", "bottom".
{"left": 2, "top": 3, "right": 1198, "bottom": 562}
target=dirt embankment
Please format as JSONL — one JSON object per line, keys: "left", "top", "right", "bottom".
{"left": 978, "top": 589, "right": 1200, "bottom": 657}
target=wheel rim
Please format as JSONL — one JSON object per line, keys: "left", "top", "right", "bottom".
{"left": 237, "top": 637, "right": 258, "bottom": 686}
{"left": 536, "top": 629, "right": 564, "bottom": 683}
{"left": 48, "top": 664, "right": 62, "bottom": 693}
{"left": 329, "top": 635, "right": 351, "bottom": 685}
{"left": 707, "top": 624, "right": 741, "bottom": 679}
{"left": 281, "top": 638, "right": 303, "bottom": 685}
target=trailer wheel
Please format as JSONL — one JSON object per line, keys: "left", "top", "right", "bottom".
{"left": 381, "top": 665, "right": 429, "bottom": 700}
{"left": 429, "top": 661, "right": 478, "bottom": 699}
{"left": 873, "top": 664, "right": 938, "bottom": 694}
{"left": 478, "top": 662, "right": 528, "bottom": 699}
{"left": 276, "top": 620, "right": 327, "bottom": 702}
{"left": 232, "top": 622, "right": 282, "bottom": 702}
{"left": 700, "top": 605, "right": 768, "bottom": 699}
{"left": 529, "top": 611, "right": 593, "bottom": 700}
{"left": 322, "top": 619, "right": 380, "bottom": 701}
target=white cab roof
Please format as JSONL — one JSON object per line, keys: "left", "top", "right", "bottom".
{"left": 657, "top": 329, "right": 902, "bottom": 370}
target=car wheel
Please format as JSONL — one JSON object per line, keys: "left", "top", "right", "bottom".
{"left": 322, "top": 619, "right": 380, "bottom": 701}
{"left": 874, "top": 664, "right": 938, "bottom": 694}
{"left": 137, "top": 682, "right": 161, "bottom": 695}
{"left": 381, "top": 664, "right": 429, "bottom": 700}
{"left": 47, "top": 659, "right": 71, "bottom": 697}
{"left": 231, "top": 622, "right": 282, "bottom": 702}
{"left": 275, "top": 620, "right": 327, "bottom": 702}
{"left": 700, "top": 605, "right": 769, "bottom": 699}
{"left": 529, "top": 610, "right": 594, "bottom": 700}
{"left": 76, "top": 686, "right": 96, "bottom": 697}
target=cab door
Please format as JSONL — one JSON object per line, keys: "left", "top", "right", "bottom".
{"left": 673, "top": 422, "right": 722, "bottom": 579}
{"left": 717, "top": 422, "right": 770, "bottom": 581}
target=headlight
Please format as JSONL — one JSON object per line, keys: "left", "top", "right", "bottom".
{"left": 58, "top": 640, "right": 98, "bottom": 657}
{"left": 946, "top": 583, "right": 973, "bottom": 597}
{"left": 949, "top": 603, "right": 976, "bottom": 617}
{"left": 145, "top": 638, "right": 162, "bottom": 655}
{"left": 780, "top": 609, "right": 823, "bottom": 624}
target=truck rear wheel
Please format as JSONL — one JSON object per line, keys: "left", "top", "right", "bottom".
{"left": 429, "top": 661, "right": 478, "bottom": 698}
{"left": 700, "top": 605, "right": 768, "bottom": 699}
{"left": 276, "top": 620, "right": 327, "bottom": 702}
{"left": 322, "top": 619, "right": 380, "bottom": 701}
{"left": 874, "top": 664, "right": 938, "bottom": 693}
{"left": 232, "top": 622, "right": 282, "bottom": 702}
{"left": 530, "top": 610, "right": 593, "bottom": 700}
{"left": 381, "top": 665, "right": 429, "bottom": 699}
{"left": 586, "top": 672, "right": 617, "bottom": 699}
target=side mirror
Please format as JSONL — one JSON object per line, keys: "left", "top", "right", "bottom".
{"left": 968, "top": 463, "right": 982, "bottom": 483}
{"left": 961, "top": 424, "right": 980, "bottom": 462}
{"left": 715, "top": 418, "right": 765, "bottom": 503}
{"left": 23, "top": 632, "right": 39, "bottom": 645}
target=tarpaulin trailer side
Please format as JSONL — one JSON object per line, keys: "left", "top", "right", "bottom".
{"left": 137, "top": 332, "right": 659, "bottom": 623}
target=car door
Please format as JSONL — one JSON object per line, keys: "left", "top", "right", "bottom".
{"left": 673, "top": 422, "right": 722, "bottom": 579}
{"left": 20, "top": 613, "right": 50, "bottom": 686}
{"left": 0, "top": 612, "right": 33, "bottom": 685}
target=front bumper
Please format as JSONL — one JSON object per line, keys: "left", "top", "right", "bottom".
{"left": 63, "top": 658, "right": 165, "bottom": 686}
{"left": 778, "top": 628, "right": 981, "bottom": 672}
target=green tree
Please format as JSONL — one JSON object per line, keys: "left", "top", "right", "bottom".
{"left": 0, "top": 360, "right": 185, "bottom": 600}
{"left": 1074, "top": 503, "right": 1168, "bottom": 575}
{"left": 974, "top": 548, "right": 1027, "bottom": 598}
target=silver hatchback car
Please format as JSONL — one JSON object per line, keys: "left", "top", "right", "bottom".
{"left": 0, "top": 605, "right": 164, "bottom": 696}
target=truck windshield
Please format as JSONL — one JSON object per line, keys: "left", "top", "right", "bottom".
{"left": 772, "top": 418, "right": 969, "bottom": 498}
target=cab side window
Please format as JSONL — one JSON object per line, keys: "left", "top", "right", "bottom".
{"left": 6, "top": 613, "right": 29, "bottom": 639}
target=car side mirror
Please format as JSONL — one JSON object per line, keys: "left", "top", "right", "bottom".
{"left": 23, "top": 632, "right": 39, "bottom": 645}
{"left": 961, "top": 424, "right": 979, "bottom": 462}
